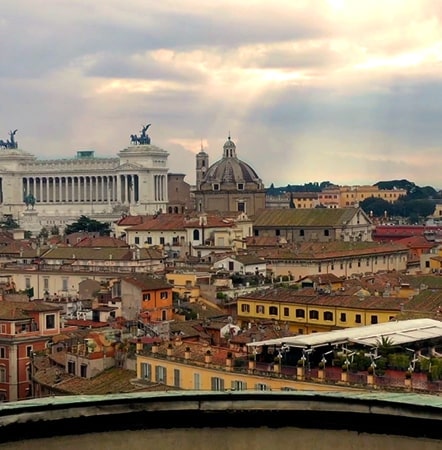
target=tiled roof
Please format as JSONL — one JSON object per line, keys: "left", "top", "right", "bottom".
{"left": 253, "top": 241, "right": 408, "bottom": 260}
{"left": 404, "top": 290, "right": 442, "bottom": 316}
{"left": 234, "top": 255, "right": 267, "bottom": 265}
{"left": 401, "top": 274, "right": 442, "bottom": 290}
{"left": 122, "top": 274, "right": 171, "bottom": 290}
{"left": 63, "top": 320, "right": 110, "bottom": 328}
{"left": 73, "top": 236, "right": 129, "bottom": 248}
{"left": 239, "top": 287, "right": 407, "bottom": 311}
{"left": 245, "top": 236, "right": 287, "bottom": 247}
{"left": 116, "top": 215, "right": 149, "bottom": 226}
{"left": 253, "top": 208, "right": 364, "bottom": 227}
{"left": 396, "top": 235, "right": 436, "bottom": 248}
{"left": 127, "top": 214, "right": 187, "bottom": 231}
{"left": 0, "top": 300, "right": 61, "bottom": 320}
{"left": 41, "top": 246, "right": 163, "bottom": 261}
{"left": 298, "top": 273, "right": 343, "bottom": 285}
{"left": 34, "top": 367, "right": 148, "bottom": 395}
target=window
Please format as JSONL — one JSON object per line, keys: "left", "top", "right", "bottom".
{"left": 211, "top": 377, "right": 225, "bottom": 391}
{"left": 283, "top": 307, "right": 289, "bottom": 317}
{"left": 62, "top": 278, "right": 68, "bottom": 291}
{"left": 340, "top": 262, "right": 344, "bottom": 270}
{"left": 140, "top": 363, "right": 151, "bottom": 380}
{"left": 309, "top": 310, "right": 319, "bottom": 320}
{"left": 300, "top": 229, "right": 305, "bottom": 237}
{"left": 340, "top": 313, "right": 347, "bottom": 322}
{"left": 156, "top": 366, "right": 167, "bottom": 383}
{"left": 193, "top": 230, "right": 200, "bottom": 240}
{"left": 269, "top": 306, "right": 278, "bottom": 316}
{"left": 25, "top": 278, "right": 31, "bottom": 289}
{"left": 256, "top": 305, "right": 264, "bottom": 314}
{"left": 357, "top": 259, "right": 361, "bottom": 267}
{"left": 134, "top": 237, "right": 140, "bottom": 245}
{"left": 0, "top": 366, "right": 6, "bottom": 383}
{"left": 0, "top": 347, "right": 5, "bottom": 359}
{"left": 173, "top": 369, "right": 181, "bottom": 388}
{"left": 231, "top": 380, "right": 247, "bottom": 391}
{"left": 146, "top": 237, "right": 152, "bottom": 244}
{"left": 160, "top": 292, "right": 168, "bottom": 299}
{"left": 193, "top": 373, "right": 201, "bottom": 390}
{"left": 80, "top": 364, "right": 87, "bottom": 378}
{"left": 43, "top": 278, "right": 49, "bottom": 291}
{"left": 318, "top": 264, "right": 322, "bottom": 273}
{"left": 295, "top": 309, "right": 305, "bottom": 318}
{"left": 237, "top": 202, "right": 245, "bottom": 212}
{"left": 355, "top": 314, "right": 362, "bottom": 324}
{"left": 275, "top": 229, "right": 280, "bottom": 236}
{"left": 371, "top": 315, "right": 378, "bottom": 324}
{"left": 324, "top": 229, "right": 330, "bottom": 237}
{"left": 160, "top": 237, "right": 165, "bottom": 245}
{"left": 26, "top": 346, "right": 32, "bottom": 357}
{"left": 67, "top": 361, "right": 76, "bottom": 375}
{"left": 323, "top": 311, "right": 333, "bottom": 321}
{"left": 237, "top": 183, "right": 244, "bottom": 190}
{"left": 213, "top": 183, "right": 220, "bottom": 191}
{"left": 143, "top": 293, "right": 151, "bottom": 301}
{"left": 45, "top": 314, "right": 56, "bottom": 330}
{"left": 241, "top": 304, "right": 250, "bottom": 313}
{"left": 255, "top": 383, "right": 269, "bottom": 391}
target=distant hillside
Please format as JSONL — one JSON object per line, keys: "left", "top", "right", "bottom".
{"left": 374, "top": 180, "right": 438, "bottom": 199}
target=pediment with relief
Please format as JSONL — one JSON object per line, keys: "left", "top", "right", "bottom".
{"left": 117, "top": 162, "right": 144, "bottom": 170}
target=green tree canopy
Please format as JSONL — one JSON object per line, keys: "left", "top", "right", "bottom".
{"left": 64, "top": 215, "right": 111, "bottom": 235}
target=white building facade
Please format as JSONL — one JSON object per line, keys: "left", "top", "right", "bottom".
{"left": 0, "top": 134, "right": 169, "bottom": 232}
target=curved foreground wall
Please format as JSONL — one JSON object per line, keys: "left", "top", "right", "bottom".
{"left": 0, "top": 391, "right": 441, "bottom": 449}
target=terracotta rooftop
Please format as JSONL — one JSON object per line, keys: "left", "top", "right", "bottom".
{"left": 253, "top": 241, "right": 408, "bottom": 260}
{"left": 253, "top": 207, "right": 368, "bottom": 228}
{"left": 73, "top": 236, "right": 129, "bottom": 248}
{"left": 0, "top": 300, "right": 61, "bottom": 320}
{"left": 122, "top": 274, "right": 171, "bottom": 290}
{"left": 40, "top": 246, "right": 163, "bottom": 261}
{"left": 239, "top": 287, "right": 408, "bottom": 311}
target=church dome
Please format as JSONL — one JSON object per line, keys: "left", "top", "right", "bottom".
{"left": 202, "top": 137, "right": 262, "bottom": 186}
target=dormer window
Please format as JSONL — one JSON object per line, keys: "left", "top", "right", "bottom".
{"left": 213, "top": 183, "right": 220, "bottom": 191}
{"left": 237, "top": 183, "right": 244, "bottom": 190}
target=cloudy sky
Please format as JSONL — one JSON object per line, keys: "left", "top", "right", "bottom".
{"left": 2, "top": 0, "right": 442, "bottom": 188}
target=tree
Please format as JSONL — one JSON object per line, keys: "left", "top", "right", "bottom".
{"left": 64, "top": 215, "right": 111, "bottom": 235}
{"left": 50, "top": 225, "right": 60, "bottom": 236}
{"left": 359, "top": 197, "right": 393, "bottom": 218}
{"left": 0, "top": 215, "right": 19, "bottom": 229}
{"left": 38, "top": 227, "right": 49, "bottom": 240}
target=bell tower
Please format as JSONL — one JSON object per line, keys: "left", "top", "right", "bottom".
{"left": 196, "top": 143, "right": 209, "bottom": 189}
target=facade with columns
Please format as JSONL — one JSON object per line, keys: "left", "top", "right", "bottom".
{"left": 0, "top": 140, "right": 169, "bottom": 233}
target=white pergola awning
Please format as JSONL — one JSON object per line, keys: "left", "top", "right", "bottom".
{"left": 246, "top": 319, "right": 442, "bottom": 349}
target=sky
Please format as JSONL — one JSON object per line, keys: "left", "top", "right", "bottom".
{"left": 1, "top": 0, "right": 442, "bottom": 189}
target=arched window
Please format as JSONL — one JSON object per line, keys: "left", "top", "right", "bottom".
{"left": 168, "top": 207, "right": 172, "bottom": 213}
{"left": 295, "top": 309, "right": 305, "bottom": 318}
{"left": 193, "top": 230, "right": 200, "bottom": 240}
{"left": 309, "top": 310, "right": 319, "bottom": 320}
{"left": 269, "top": 306, "right": 278, "bottom": 316}
{"left": 323, "top": 311, "right": 333, "bottom": 321}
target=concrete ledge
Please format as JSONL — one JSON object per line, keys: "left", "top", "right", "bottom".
{"left": 0, "top": 391, "right": 441, "bottom": 445}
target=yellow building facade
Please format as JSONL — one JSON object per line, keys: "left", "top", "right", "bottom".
{"left": 136, "top": 346, "right": 354, "bottom": 393}
{"left": 319, "top": 185, "right": 406, "bottom": 208}
{"left": 165, "top": 272, "right": 211, "bottom": 301}
{"left": 237, "top": 289, "right": 402, "bottom": 334}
